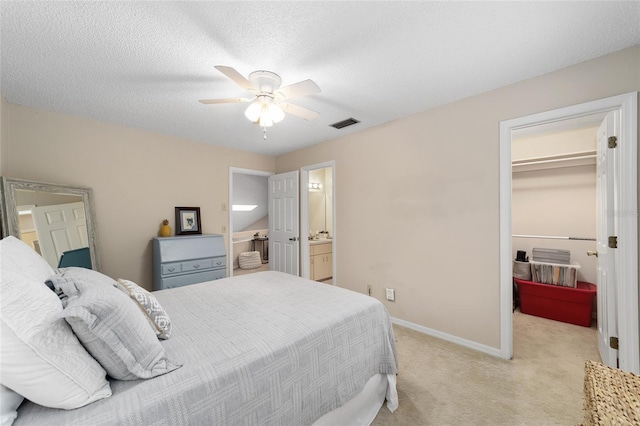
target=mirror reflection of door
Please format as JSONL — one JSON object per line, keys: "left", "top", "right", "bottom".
{"left": 308, "top": 167, "right": 333, "bottom": 283}
{"left": 230, "top": 170, "right": 270, "bottom": 277}
{"left": 16, "top": 189, "right": 88, "bottom": 269}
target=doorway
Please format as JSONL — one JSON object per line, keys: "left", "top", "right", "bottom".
{"left": 511, "top": 115, "right": 604, "bottom": 360}
{"left": 300, "top": 161, "right": 336, "bottom": 284}
{"left": 499, "top": 92, "right": 638, "bottom": 372}
{"left": 228, "top": 167, "right": 272, "bottom": 277}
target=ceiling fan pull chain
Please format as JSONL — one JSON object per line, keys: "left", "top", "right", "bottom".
{"left": 263, "top": 127, "right": 267, "bottom": 140}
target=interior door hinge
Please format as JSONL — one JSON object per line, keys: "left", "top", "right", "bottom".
{"left": 608, "top": 236, "right": 618, "bottom": 249}
{"left": 610, "top": 336, "right": 619, "bottom": 350}
{"left": 608, "top": 136, "right": 618, "bottom": 148}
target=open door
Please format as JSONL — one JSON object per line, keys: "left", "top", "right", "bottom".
{"left": 268, "top": 171, "right": 299, "bottom": 276}
{"left": 31, "top": 201, "right": 89, "bottom": 267}
{"left": 596, "top": 111, "right": 619, "bottom": 368}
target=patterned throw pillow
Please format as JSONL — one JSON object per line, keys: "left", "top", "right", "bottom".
{"left": 116, "top": 279, "right": 172, "bottom": 340}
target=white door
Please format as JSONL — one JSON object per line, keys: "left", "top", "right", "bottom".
{"left": 268, "top": 171, "right": 299, "bottom": 275}
{"left": 596, "top": 111, "right": 619, "bottom": 368}
{"left": 31, "top": 202, "right": 89, "bottom": 267}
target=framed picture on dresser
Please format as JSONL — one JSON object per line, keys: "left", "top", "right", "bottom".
{"left": 175, "top": 207, "right": 202, "bottom": 235}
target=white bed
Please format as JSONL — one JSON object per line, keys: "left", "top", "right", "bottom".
{"left": 1, "top": 236, "right": 398, "bottom": 426}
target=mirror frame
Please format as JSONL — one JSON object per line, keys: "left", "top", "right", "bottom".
{"left": 0, "top": 177, "right": 101, "bottom": 271}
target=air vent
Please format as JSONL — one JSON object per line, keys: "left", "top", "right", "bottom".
{"left": 330, "top": 118, "right": 360, "bottom": 129}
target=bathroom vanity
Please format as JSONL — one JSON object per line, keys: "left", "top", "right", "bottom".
{"left": 309, "top": 240, "right": 332, "bottom": 282}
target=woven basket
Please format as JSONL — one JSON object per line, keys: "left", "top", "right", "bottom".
{"left": 238, "top": 251, "right": 262, "bottom": 270}
{"left": 583, "top": 360, "right": 640, "bottom": 425}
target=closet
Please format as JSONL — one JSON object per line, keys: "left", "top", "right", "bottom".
{"left": 511, "top": 120, "right": 603, "bottom": 332}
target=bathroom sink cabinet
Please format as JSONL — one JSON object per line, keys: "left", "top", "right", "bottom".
{"left": 310, "top": 241, "right": 332, "bottom": 281}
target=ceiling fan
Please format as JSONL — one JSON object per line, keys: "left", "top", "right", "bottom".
{"left": 199, "top": 66, "right": 321, "bottom": 128}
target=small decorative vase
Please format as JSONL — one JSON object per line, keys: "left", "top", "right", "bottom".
{"left": 159, "top": 219, "right": 172, "bottom": 237}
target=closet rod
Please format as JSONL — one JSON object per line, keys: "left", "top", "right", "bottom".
{"left": 513, "top": 234, "right": 596, "bottom": 241}
{"left": 512, "top": 150, "right": 596, "bottom": 167}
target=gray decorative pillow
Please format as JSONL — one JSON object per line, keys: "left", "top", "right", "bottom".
{"left": 115, "top": 279, "right": 172, "bottom": 340}
{"left": 47, "top": 268, "right": 181, "bottom": 380}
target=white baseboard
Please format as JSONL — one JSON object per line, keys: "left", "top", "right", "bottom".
{"left": 390, "top": 316, "right": 503, "bottom": 359}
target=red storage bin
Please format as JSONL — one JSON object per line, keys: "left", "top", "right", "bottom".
{"left": 514, "top": 278, "right": 596, "bottom": 327}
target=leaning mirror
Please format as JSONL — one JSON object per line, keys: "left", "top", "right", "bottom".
{"left": 0, "top": 177, "right": 101, "bottom": 271}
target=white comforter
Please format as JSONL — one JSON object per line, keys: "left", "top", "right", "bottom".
{"left": 15, "top": 271, "right": 398, "bottom": 425}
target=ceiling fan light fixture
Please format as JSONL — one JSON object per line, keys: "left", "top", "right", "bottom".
{"left": 244, "top": 100, "right": 262, "bottom": 122}
{"left": 245, "top": 95, "right": 285, "bottom": 128}
{"left": 269, "top": 102, "right": 285, "bottom": 123}
{"left": 204, "top": 66, "right": 321, "bottom": 133}
{"left": 259, "top": 109, "right": 273, "bottom": 127}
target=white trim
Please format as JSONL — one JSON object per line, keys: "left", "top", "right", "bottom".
{"left": 391, "top": 317, "right": 502, "bottom": 358}
{"left": 300, "top": 161, "right": 337, "bottom": 285}
{"left": 499, "top": 92, "right": 639, "bottom": 373}
{"left": 300, "top": 169, "right": 310, "bottom": 279}
{"left": 499, "top": 119, "right": 514, "bottom": 361}
{"left": 228, "top": 167, "right": 273, "bottom": 278}
{"left": 615, "top": 92, "right": 639, "bottom": 373}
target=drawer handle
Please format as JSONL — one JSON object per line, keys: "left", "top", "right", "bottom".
{"left": 216, "top": 262, "right": 222, "bottom": 265}
{"left": 193, "top": 264, "right": 200, "bottom": 269}
{"left": 168, "top": 268, "right": 176, "bottom": 272}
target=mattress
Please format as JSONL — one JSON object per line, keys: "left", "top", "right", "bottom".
{"left": 14, "top": 271, "right": 398, "bottom": 425}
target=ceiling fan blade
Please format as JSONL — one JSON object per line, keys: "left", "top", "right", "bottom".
{"left": 275, "top": 79, "right": 320, "bottom": 100}
{"left": 279, "top": 102, "right": 319, "bottom": 121}
{"left": 214, "top": 66, "right": 256, "bottom": 92}
{"left": 199, "top": 98, "right": 251, "bottom": 104}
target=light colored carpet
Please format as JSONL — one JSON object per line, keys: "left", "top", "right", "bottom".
{"left": 372, "top": 310, "right": 601, "bottom": 425}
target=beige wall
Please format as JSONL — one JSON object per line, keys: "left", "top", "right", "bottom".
{"left": 513, "top": 165, "right": 597, "bottom": 283}
{"left": 512, "top": 126, "right": 598, "bottom": 161}
{"left": 3, "top": 105, "right": 275, "bottom": 288}
{"left": 276, "top": 45, "right": 640, "bottom": 349}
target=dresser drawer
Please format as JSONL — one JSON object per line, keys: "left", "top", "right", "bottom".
{"left": 211, "top": 256, "right": 226, "bottom": 268}
{"left": 161, "top": 269, "right": 226, "bottom": 290}
{"left": 162, "top": 262, "right": 182, "bottom": 275}
{"left": 182, "top": 258, "right": 214, "bottom": 272}
{"left": 162, "top": 257, "right": 226, "bottom": 277}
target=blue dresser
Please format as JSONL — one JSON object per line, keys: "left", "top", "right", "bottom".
{"left": 152, "top": 234, "right": 226, "bottom": 291}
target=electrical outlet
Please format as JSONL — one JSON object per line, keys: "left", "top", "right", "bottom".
{"left": 385, "top": 288, "right": 395, "bottom": 301}
{"left": 367, "top": 284, "right": 372, "bottom": 296}
{"left": 222, "top": 225, "right": 227, "bottom": 233}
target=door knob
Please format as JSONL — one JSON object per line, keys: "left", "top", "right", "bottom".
{"left": 289, "top": 237, "right": 298, "bottom": 241}
{"left": 587, "top": 250, "right": 598, "bottom": 257}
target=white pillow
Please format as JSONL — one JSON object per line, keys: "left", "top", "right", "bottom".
{"left": 1, "top": 236, "right": 54, "bottom": 282}
{"left": 0, "top": 236, "right": 112, "bottom": 409}
{"left": 0, "top": 385, "right": 23, "bottom": 426}
{"left": 48, "top": 268, "right": 181, "bottom": 380}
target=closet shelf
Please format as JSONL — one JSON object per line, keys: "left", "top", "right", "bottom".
{"left": 512, "top": 150, "right": 596, "bottom": 172}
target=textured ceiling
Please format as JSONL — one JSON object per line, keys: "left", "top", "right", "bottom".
{"left": 1, "top": 1, "right": 639, "bottom": 156}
